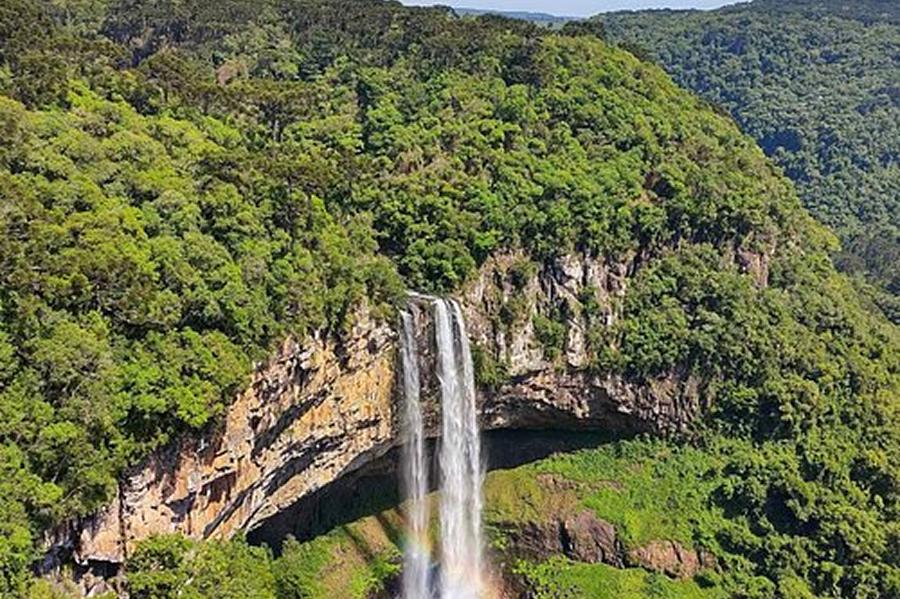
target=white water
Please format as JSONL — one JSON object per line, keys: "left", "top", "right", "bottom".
{"left": 400, "top": 310, "right": 431, "bottom": 599}
{"left": 400, "top": 298, "right": 484, "bottom": 599}
{"left": 435, "top": 299, "right": 484, "bottom": 599}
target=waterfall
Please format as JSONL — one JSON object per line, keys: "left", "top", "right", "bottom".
{"left": 435, "top": 299, "right": 484, "bottom": 599}
{"left": 400, "top": 310, "right": 430, "bottom": 599}
{"left": 400, "top": 297, "right": 484, "bottom": 599}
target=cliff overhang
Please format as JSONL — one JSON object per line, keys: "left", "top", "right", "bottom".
{"left": 43, "top": 252, "right": 707, "bottom": 579}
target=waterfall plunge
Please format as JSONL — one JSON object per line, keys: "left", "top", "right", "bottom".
{"left": 400, "top": 298, "right": 484, "bottom": 599}
{"left": 435, "top": 299, "right": 484, "bottom": 599}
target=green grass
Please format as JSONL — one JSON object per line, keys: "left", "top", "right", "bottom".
{"left": 483, "top": 467, "right": 565, "bottom": 524}
{"left": 481, "top": 438, "right": 731, "bottom": 596}
{"left": 515, "top": 558, "right": 725, "bottom": 599}
{"left": 281, "top": 438, "right": 736, "bottom": 597}
{"left": 531, "top": 438, "right": 727, "bottom": 551}
{"left": 275, "top": 517, "right": 402, "bottom": 599}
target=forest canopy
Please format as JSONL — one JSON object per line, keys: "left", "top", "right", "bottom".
{"left": 600, "top": 0, "right": 900, "bottom": 321}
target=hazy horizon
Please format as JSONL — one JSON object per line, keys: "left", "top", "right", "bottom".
{"left": 401, "top": 0, "right": 744, "bottom": 18}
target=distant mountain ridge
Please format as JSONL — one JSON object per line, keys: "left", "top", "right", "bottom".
{"left": 452, "top": 6, "right": 575, "bottom": 26}
{"left": 721, "top": 0, "right": 900, "bottom": 24}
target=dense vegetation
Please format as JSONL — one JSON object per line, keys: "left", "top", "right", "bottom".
{"left": 0, "top": 0, "right": 897, "bottom": 597}
{"left": 599, "top": 0, "right": 900, "bottom": 321}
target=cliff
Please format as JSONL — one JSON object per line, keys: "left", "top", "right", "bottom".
{"left": 44, "top": 252, "right": 705, "bottom": 579}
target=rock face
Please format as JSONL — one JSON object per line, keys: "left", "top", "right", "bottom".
{"left": 627, "top": 540, "right": 717, "bottom": 579}
{"left": 46, "top": 308, "right": 397, "bottom": 571}
{"left": 562, "top": 510, "right": 622, "bottom": 566}
{"left": 461, "top": 251, "right": 702, "bottom": 435}
{"left": 46, "top": 252, "right": 703, "bottom": 577}
{"left": 499, "top": 510, "right": 623, "bottom": 568}
{"left": 497, "top": 509, "right": 715, "bottom": 581}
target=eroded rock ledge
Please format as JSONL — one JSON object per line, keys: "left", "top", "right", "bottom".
{"left": 44, "top": 252, "right": 705, "bottom": 578}
{"left": 499, "top": 508, "right": 717, "bottom": 583}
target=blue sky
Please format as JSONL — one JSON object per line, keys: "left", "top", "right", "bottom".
{"left": 401, "top": 0, "right": 743, "bottom": 17}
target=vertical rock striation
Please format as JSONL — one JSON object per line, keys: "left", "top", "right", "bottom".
{"left": 45, "top": 307, "right": 397, "bottom": 569}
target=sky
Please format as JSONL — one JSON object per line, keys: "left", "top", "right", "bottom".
{"left": 401, "top": 0, "right": 743, "bottom": 18}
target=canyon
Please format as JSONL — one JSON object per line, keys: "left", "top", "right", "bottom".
{"left": 43, "top": 251, "right": 707, "bottom": 585}
{"left": 7, "top": 2, "right": 897, "bottom": 596}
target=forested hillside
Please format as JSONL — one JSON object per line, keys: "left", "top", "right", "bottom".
{"left": 599, "top": 0, "right": 900, "bottom": 321}
{"left": 0, "top": 1, "right": 898, "bottom": 597}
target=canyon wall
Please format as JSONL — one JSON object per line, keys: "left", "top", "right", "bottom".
{"left": 45, "top": 252, "right": 705, "bottom": 579}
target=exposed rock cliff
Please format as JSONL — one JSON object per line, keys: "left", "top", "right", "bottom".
{"left": 462, "top": 251, "right": 702, "bottom": 434}
{"left": 44, "top": 308, "right": 397, "bottom": 573}
{"left": 45, "top": 252, "right": 703, "bottom": 577}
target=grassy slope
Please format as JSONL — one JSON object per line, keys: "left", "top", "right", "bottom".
{"left": 285, "top": 438, "right": 731, "bottom": 598}
{"left": 515, "top": 560, "right": 720, "bottom": 599}
{"left": 274, "top": 517, "right": 402, "bottom": 599}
